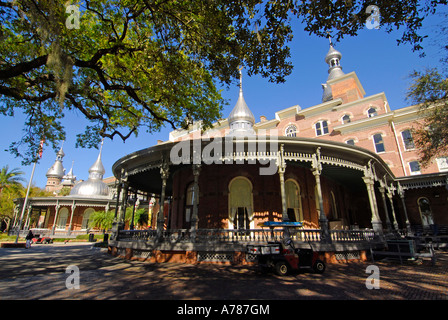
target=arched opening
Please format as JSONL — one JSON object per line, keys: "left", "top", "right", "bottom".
{"left": 56, "top": 207, "right": 69, "bottom": 230}
{"left": 418, "top": 197, "right": 434, "bottom": 226}
{"left": 228, "top": 177, "right": 254, "bottom": 230}
{"left": 184, "top": 182, "right": 198, "bottom": 229}
{"left": 82, "top": 208, "right": 95, "bottom": 230}
{"left": 285, "top": 179, "right": 303, "bottom": 222}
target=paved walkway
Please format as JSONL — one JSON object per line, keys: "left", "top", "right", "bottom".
{"left": 0, "top": 242, "right": 447, "bottom": 300}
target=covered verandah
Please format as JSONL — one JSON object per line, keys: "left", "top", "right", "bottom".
{"left": 107, "top": 137, "right": 400, "bottom": 263}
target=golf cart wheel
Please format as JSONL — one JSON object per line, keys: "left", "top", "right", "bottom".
{"left": 275, "top": 261, "right": 290, "bottom": 276}
{"left": 313, "top": 260, "right": 326, "bottom": 274}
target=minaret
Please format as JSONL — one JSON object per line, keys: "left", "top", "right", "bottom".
{"left": 87, "top": 139, "right": 106, "bottom": 180}
{"left": 45, "top": 145, "right": 66, "bottom": 192}
{"left": 61, "top": 161, "right": 77, "bottom": 188}
{"left": 322, "top": 37, "right": 345, "bottom": 102}
{"left": 227, "top": 67, "right": 256, "bottom": 137}
{"left": 69, "top": 139, "right": 109, "bottom": 198}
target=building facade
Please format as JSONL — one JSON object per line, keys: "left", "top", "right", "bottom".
{"left": 106, "top": 43, "right": 448, "bottom": 265}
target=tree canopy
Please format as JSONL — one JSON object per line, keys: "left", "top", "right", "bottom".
{"left": 0, "top": 0, "right": 446, "bottom": 164}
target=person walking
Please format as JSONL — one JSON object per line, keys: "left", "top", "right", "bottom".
{"left": 25, "top": 230, "right": 34, "bottom": 249}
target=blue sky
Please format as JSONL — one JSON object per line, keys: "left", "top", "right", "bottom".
{"left": 1, "top": 10, "right": 446, "bottom": 189}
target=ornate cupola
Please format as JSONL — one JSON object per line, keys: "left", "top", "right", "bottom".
{"left": 322, "top": 39, "right": 345, "bottom": 102}
{"left": 45, "top": 145, "right": 66, "bottom": 192}
{"left": 69, "top": 140, "right": 110, "bottom": 198}
{"left": 227, "top": 67, "right": 256, "bottom": 137}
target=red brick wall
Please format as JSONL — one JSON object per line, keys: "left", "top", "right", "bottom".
{"left": 170, "top": 163, "right": 375, "bottom": 230}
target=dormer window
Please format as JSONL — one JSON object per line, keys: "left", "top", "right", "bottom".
{"left": 368, "top": 107, "right": 378, "bottom": 118}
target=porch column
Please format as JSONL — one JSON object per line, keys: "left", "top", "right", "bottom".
{"left": 157, "top": 162, "right": 170, "bottom": 231}
{"left": 118, "top": 181, "right": 129, "bottom": 225}
{"left": 378, "top": 187, "right": 393, "bottom": 232}
{"left": 397, "top": 182, "right": 411, "bottom": 234}
{"left": 113, "top": 178, "right": 122, "bottom": 221}
{"left": 51, "top": 201, "right": 60, "bottom": 235}
{"left": 278, "top": 144, "right": 288, "bottom": 222}
{"left": 362, "top": 176, "right": 383, "bottom": 237}
{"left": 190, "top": 164, "right": 201, "bottom": 232}
{"left": 68, "top": 200, "right": 76, "bottom": 235}
{"left": 312, "top": 148, "right": 331, "bottom": 243}
{"left": 387, "top": 191, "right": 399, "bottom": 230}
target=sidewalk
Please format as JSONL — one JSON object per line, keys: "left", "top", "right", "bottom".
{"left": 0, "top": 243, "right": 447, "bottom": 300}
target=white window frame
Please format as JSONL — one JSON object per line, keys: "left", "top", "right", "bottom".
{"left": 373, "top": 133, "right": 385, "bottom": 153}
{"left": 367, "top": 107, "right": 378, "bottom": 118}
{"left": 401, "top": 129, "right": 415, "bottom": 150}
{"left": 409, "top": 161, "right": 421, "bottom": 175}
{"left": 285, "top": 124, "right": 298, "bottom": 137}
{"left": 436, "top": 157, "right": 448, "bottom": 172}
{"left": 315, "top": 120, "right": 329, "bottom": 136}
{"left": 341, "top": 114, "right": 351, "bottom": 124}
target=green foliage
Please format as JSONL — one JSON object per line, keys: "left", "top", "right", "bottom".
{"left": 0, "top": 1, "right": 445, "bottom": 164}
{"left": 405, "top": 12, "right": 448, "bottom": 166}
{"left": 88, "top": 210, "right": 115, "bottom": 231}
{"left": 406, "top": 68, "right": 448, "bottom": 166}
{"left": 125, "top": 206, "right": 148, "bottom": 228}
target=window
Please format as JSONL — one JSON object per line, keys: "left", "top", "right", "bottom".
{"left": 184, "top": 182, "right": 198, "bottom": 227}
{"left": 285, "top": 180, "right": 303, "bottom": 222}
{"left": 373, "top": 133, "right": 385, "bottom": 153}
{"left": 56, "top": 207, "right": 68, "bottom": 230}
{"left": 418, "top": 198, "right": 434, "bottom": 226}
{"left": 82, "top": 208, "right": 95, "bottom": 229}
{"left": 436, "top": 157, "right": 448, "bottom": 172}
{"left": 368, "top": 107, "right": 378, "bottom": 118}
{"left": 285, "top": 124, "right": 298, "bottom": 137}
{"left": 229, "top": 177, "right": 253, "bottom": 230}
{"left": 401, "top": 130, "right": 415, "bottom": 150}
{"left": 409, "top": 161, "right": 421, "bottom": 175}
{"left": 345, "top": 139, "right": 355, "bottom": 146}
{"left": 315, "top": 120, "right": 329, "bottom": 136}
{"left": 342, "top": 114, "right": 351, "bottom": 124}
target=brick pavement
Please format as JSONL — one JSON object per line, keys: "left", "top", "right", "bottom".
{"left": 0, "top": 243, "right": 447, "bottom": 300}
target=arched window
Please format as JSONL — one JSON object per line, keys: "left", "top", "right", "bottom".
{"left": 373, "top": 133, "right": 385, "bottom": 153}
{"left": 285, "top": 124, "right": 298, "bottom": 137}
{"left": 330, "top": 191, "right": 338, "bottom": 220}
{"left": 342, "top": 114, "right": 351, "bottom": 124}
{"left": 345, "top": 139, "right": 355, "bottom": 146}
{"left": 285, "top": 179, "right": 303, "bottom": 222}
{"left": 184, "top": 182, "right": 198, "bottom": 227}
{"left": 82, "top": 208, "right": 95, "bottom": 229}
{"left": 228, "top": 177, "right": 253, "bottom": 230}
{"left": 368, "top": 107, "right": 378, "bottom": 118}
{"left": 418, "top": 198, "right": 434, "bottom": 226}
{"left": 315, "top": 120, "right": 329, "bottom": 136}
{"left": 56, "top": 207, "right": 69, "bottom": 230}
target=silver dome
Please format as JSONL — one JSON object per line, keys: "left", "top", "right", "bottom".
{"left": 227, "top": 70, "right": 256, "bottom": 137}
{"left": 46, "top": 146, "right": 65, "bottom": 178}
{"left": 69, "top": 145, "right": 110, "bottom": 199}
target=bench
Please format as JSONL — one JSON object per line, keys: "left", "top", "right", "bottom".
{"left": 370, "top": 240, "right": 436, "bottom": 266}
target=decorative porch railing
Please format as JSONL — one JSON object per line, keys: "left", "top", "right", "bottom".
{"left": 117, "top": 228, "right": 376, "bottom": 243}
{"left": 10, "top": 228, "right": 104, "bottom": 238}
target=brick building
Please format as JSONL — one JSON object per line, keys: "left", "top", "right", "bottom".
{"left": 107, "top": 43, "right": 447, "bottom": 264}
